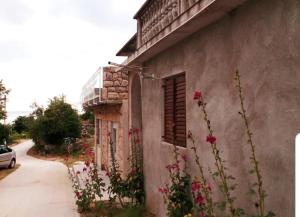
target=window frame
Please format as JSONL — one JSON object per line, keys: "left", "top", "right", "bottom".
{"left": 162, "top": 72, "right": 186, "bottom": 147}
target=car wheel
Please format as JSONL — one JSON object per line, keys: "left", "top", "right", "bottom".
{"left": 9, "top": 159, "right": 16, "bottom": 168}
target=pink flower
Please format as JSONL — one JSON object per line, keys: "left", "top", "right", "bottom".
{"left": 158, "top": 187, "right": 168, "bottom": 194}
{"left": 191, "top": 181, "right": 201, "bottom": 192}
{"left": 195, "top": 194, "right": 204, "bottom": 206}
{"left": 76, "top": 171, "right": 80, "bottom": 175}
{"left": 83, "top": 167, "right": 87, "bottom": 172}
{"left": 106, "top": 171, "right": 110, "bottom": 177}
{"left": 206, "top": 135, "right": 216, "bottom": 144}
{"left": 85, "top": 161, "right": 90, "bottom": 167}
{"left": 75, "top": 191, "right": 80, "bottom": 198}
{"left": 166, "top": 163, "right": 179, "bottom": 172}
{"left": 193, "top": 91, "right": 201, "bottom": 100}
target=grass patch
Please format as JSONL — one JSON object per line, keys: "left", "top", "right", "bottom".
{"left": 0, "top": 164, "right": 21, "bottom": 180}
{"left": 27, "top": 137, "right": 94, "bottom": 167}
{"left": 81, "top": 201, "right": 154, "bottom": 217}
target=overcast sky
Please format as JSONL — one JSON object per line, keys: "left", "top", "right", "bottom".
{"left": 0, "top": 0, "right": 144, "bottom": 123}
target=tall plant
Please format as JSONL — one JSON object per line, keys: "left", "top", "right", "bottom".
{"left": 193, "top": 91, "right": 244, "bottom": 217}
{"left": 235, "top": 71, "right": 275, "bottom": 217}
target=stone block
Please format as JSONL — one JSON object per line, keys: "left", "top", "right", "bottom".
{"left": 105, "top": 71, "right": 112, "bottom": 81}
{"left": 101, "top": 88, "right": 107, "bottom": 100}
{"left": 120, "top": 93, "right": 128, "bottom": 99}
{"left": 114, "top": 81, "right": 121, "bottom": 86}
{"left": 116, "top": 87, "right": 127, "bottom": 93}
{"left": 108, "top": 87, "right": 116, "bottom": 92}
{"left": 112, "top": 73, "right": 119, "bottom": 81}
{"left": 108, "top": 92, "right": 119, "bottom": 100}
{"left": 104, "top": 81, "right": 113, "bottom": 87}
{"left": 121, "top": 72, "right": 128, "bottom": 79}
{"left": 121, "top": 80, "right": 129, "bottom": 87}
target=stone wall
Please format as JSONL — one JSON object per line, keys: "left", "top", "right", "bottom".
{"left": 131, "top": 0, "right": 299, "bottom": 216}
{"left": 102, "top": 67, "right": 129, "bottom": 101}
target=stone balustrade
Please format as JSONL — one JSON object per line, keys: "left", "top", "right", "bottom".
{"left": 136, "top": 0, "right": 202, "bottom": 46}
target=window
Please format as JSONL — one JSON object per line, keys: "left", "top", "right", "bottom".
{"left": 163, "top": 73, "right": 186, "bottom": 147}
{"left": 96, "top": 119, "right": 100, "bottom": 145}
{"left": 110, "top": 122, "right": 117, "bottom": 154}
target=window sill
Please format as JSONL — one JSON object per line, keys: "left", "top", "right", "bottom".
{"left": 161, "top": 141, "right": 187, "bottom": 151}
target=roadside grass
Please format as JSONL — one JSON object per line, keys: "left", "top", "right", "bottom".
{"left": 80, "top": 201, "right": 153, "bottom": 217}
{"left": 0, "top": 164, "right": 21, "bottom": 180}
{"left": 27, "top": 137, "right": 94, "bottom": 167}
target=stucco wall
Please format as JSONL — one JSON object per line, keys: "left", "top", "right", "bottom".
{"left": 138, "top": 0, "right": 299, "bottom": 216}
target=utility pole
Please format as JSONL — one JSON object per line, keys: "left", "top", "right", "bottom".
{"left": 0, "top": 95, "right": 6, "bottom": 124}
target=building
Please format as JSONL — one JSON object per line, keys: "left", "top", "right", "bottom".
{"left": 117, "top": 0, "right": 299, "bottom": 216}
{"left": 82, "top": 67, "right": 129, "bottom": 173}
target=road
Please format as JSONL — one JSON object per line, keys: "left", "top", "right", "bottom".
{"left": 0, "top": 140, "right": 79, "bottom": 217}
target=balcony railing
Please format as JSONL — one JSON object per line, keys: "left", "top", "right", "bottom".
{"left": 81, "top": 68, "right": 103, "bottom": 107}
{"left": 136, "top": 0, "right": 202, "bottom": 46}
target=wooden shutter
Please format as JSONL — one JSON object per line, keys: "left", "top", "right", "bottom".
{"left": 174, "top": 74, "right": 186, "bottom": 147}
{"left": 164, "top": 78, "right": 175, "bottom": 144}
{"left": 163, "top": 73, "right": 186, "bottom": 147}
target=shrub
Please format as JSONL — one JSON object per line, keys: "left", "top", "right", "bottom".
{"left": 30, "top": 96, "right": 80, "bottom": 153}
{"left": 0, "top": 123, "right": 9, "bottom": 144}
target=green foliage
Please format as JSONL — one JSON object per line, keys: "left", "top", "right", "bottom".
{"left": 13, "top": 116, "right": 33, "bottom": 134}
{"left": 108, "top": 128, "right": 145, "bottom": 207}
{"left": 30, "top": 96, "right": 80, "bottom": 153}
{"left": 80, "top": 109, "right": 94, "bottom": 124}
{"left": 0, "top": 123, "right": 9, "bottom": 144}
{"left": 0, "top": 80, "right": 9, "bottom": 121}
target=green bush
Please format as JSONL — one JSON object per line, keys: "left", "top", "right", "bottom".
{"left": 0, "top": 123, "right": 9, "bottom": 144}
{"left": 30, "top": 96, "right": 80, "bottom": 153}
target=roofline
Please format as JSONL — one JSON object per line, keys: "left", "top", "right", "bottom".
{"left": 133, "top": 0, "right": 152, "bottom": 19}
{"left": 116, "top": 33, "right": 137, "bottom": 56}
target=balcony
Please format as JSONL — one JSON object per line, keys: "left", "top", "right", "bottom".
{"left": 119, "top": 0, "right": 246, "bottom": 64}
{"left": 81, "top": 67, "right": 128, "bottom": 109}
{"left": 135, "top": 0, "right": 202, "bottom": 47}
{"left": 81, "top": 68, "right": 103, "bottom": 109}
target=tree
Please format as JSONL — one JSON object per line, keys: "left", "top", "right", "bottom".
{"left": 13, "top": 116, "right": 33, "bottom": 134}
{"left": 0, "top": 80, "right": 9, "bottom": 121}
{"left": 31, "top": 96, "right": 80, "bottom": 153}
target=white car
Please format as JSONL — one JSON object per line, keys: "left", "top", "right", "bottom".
{"left": 0, "top": 145, "right": 16, "bottom": 168}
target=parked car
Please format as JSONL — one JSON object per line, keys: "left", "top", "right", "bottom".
{"left": 0, "top": 145, "right": 16, "bottom": 168}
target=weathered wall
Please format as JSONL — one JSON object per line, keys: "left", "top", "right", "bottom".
{"left": 92, "top": 67, "right": 129, "bottom": 173}
{"left": 138, "top": 0, "right": 299, "bottom": 216}
{"left": 102, "top": 67, "right": 129, "bottom": 100}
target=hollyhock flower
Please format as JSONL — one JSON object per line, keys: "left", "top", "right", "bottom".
{"left": 85, "top": 161, "right": 90, "bottom": 167}
{"left": 75, "top": 191, "right": 80, "bottom": 198}
{"left": 195, "top": 194, "right": 204, "bottom": 206}
{"left": 82, "top": 167, "right": 87, "bottom": 172}
{"left": 191, "top": 181, "right": 201, "bottom": 192}
{"left": 106, "top": 172, "right": 110, "bottom": 177}
{"left": 206, "top": 135, "right": 216, "bottom": 144}
{"left": 193, "top": 91, "right": 201, "bottom": 100}
{"left": 158, "top": 187, "right": 168, "bottom": 194}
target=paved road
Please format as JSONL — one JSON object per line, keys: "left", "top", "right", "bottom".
{"left": 0, "top": 140, "right": 79, "bottom": 217}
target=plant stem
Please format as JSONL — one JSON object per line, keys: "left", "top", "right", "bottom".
{"left": 199, "top": 98, "right": 236, "bottom": 217}
{"left": 188, "top": 133, "right": 216, "bottom": 217}
{"left": 235, "top": 70, "right": 265, "bottom": 217}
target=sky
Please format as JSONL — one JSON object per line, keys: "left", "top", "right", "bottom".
{"left": 0, "top": 0, "right": 144, "bottom": 123}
